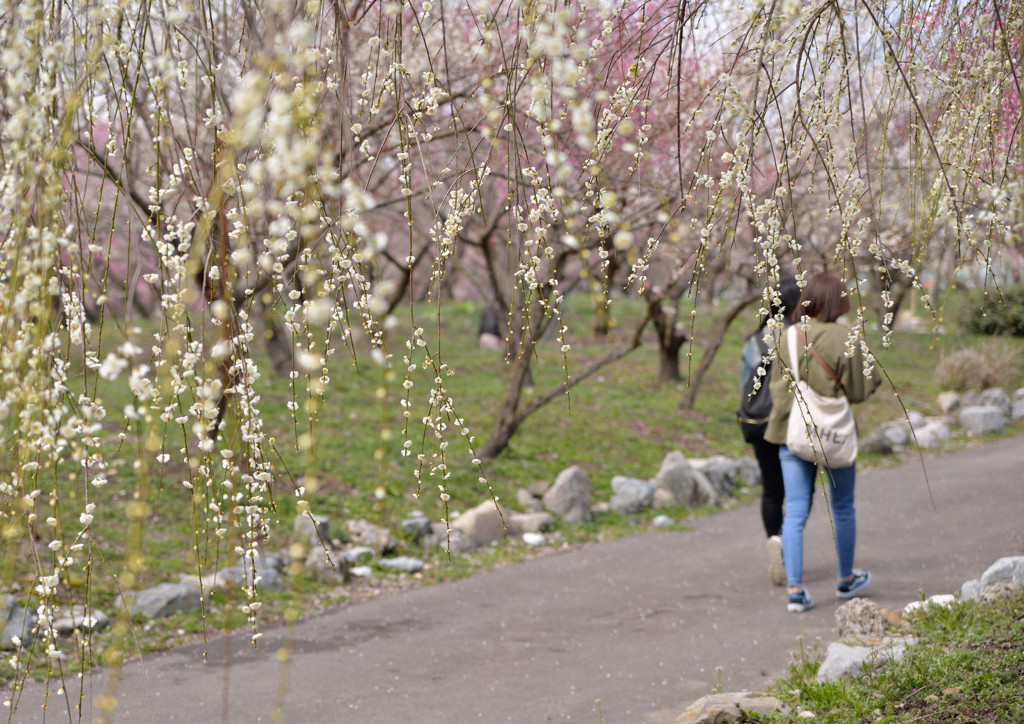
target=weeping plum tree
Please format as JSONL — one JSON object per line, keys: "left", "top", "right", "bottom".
{"left": 0, "top": 0, "right": 1021, "bottom": 719}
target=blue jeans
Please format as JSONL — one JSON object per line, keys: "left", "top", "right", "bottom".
{"left": 779, "top": 445, "right": 857, "bottom": 588}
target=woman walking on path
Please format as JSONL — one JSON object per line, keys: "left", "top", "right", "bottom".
{"left": 765, "top": 273, "right": 882, "bottom": 613}
{"left": 738, "top": 277, "right": 803, "bottom": 586}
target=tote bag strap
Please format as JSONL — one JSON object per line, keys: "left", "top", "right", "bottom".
{"left": 787, "top": 325, "right": 801, "bottom": 384}
{"left": 792, "top": 325, "right": 847, "bottom": 396}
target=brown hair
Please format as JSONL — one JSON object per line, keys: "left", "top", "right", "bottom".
{"left": 800, "top": 273, "right": 849, "bottom": 322}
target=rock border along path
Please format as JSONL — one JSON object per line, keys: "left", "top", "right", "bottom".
{"left": 9, "top": 435, "right": 1024, "bottom": 723}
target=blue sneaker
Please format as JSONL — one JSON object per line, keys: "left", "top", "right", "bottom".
{"left": 787, "top": 589, "right": 814, "bottom": 613}
{"left": 837, "top": 569, "right": 871, "bottom": 599}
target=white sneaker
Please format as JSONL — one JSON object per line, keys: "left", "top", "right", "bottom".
{"left": 766, "top": 535, "right": 785, "bottom": 586}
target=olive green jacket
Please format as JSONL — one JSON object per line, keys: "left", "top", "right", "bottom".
{"left": 764, "top": 319, "right": 883, "bottom": 445}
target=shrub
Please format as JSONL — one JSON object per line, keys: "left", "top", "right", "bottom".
{"left": 935, "top": 339, "right": 1022, "bottom": 391}
{"left": 963, "top": 284, "right": 1024, "bottom": 336}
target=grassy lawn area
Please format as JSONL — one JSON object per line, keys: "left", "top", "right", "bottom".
{"left": 761, "top": 586, "right": 1024, "bottom": 722}
{"left": 2, "top": 288, "right": 1022, "bottom": 683}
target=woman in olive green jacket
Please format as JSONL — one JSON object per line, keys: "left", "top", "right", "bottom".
{"left": 765, "top": 273, "right": 882, "bottom": 613}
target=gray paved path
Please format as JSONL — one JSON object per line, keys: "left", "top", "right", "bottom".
{"left": 10, "top": 436, "right": 1024, "bottom": 723}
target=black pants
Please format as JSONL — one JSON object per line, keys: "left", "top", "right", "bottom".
{"left": 751, "top": 437, "right": 785, "bottom": 538}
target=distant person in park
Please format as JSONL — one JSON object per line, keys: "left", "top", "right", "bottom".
{"left": 737, "top": 276, "right": 802, "bottom": 587}
{"left": 765, "top": 272, "right": 882, "bottom": 613}
{"left": 479, "top": 304, "right": 503, "bottom": 351}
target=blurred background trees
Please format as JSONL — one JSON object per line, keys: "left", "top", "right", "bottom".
{"left": 0, "top": 0, "right": 1021, "bottom": 714}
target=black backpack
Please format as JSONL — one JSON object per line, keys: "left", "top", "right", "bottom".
{"left": 737, "top": 332, "right": 773, "bottom": 443}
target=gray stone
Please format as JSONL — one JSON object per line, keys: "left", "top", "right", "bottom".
{"left": 673, "top": 691, "right": 790, "bottom": 723}
{"left": 980, "top": 556, "right": 1024, "bottom": 587}
{"left": 937, "top": 391, "right": 961, "bottom": 413}
{"left": 293, "top": 513, "right": 330, "bottom": 545}
{"left": 52, "top": 605, "right": 110, "bottom": 635}
{"left": 451, "top": 500, "right": 508, "bottom": 548}
{"left": 432, "top": 527, "right": 471, "bottom": 554}
{"left": 906, "top": 410, "right": 926, "bottom": 426}
{"left": 342, "top": 546, "right": 375, "bottom": 564}
{"left": 507, "top": 512, "right": 554, "bottom": 534}
{"left": 178, "top": 572, "right": 222, "bottom": 593}
{"left": 609, "top": 476, "right": 655, "bottom": 515}
{"left": 652, "top": 515, "right": 675, "bottom": 528}
{"left": 376, "top": 556, "right": 424, "bottom": 574}
{"left": 736, "top": 458, "right": 761, "bottom": 487}
{"left": 961, "top": 578, "right": 982, "bottom": 601}
{"left": 960, "top": 390, "right": 985, "bottom": 408}
{"left": 653, "top": 452, "right": 718, "bottom": 507}
{"left": 816, "top": 638, "right": 908, "bottom": 682}
{"left": 304, "top": 549, "right": 349, "bottom": 583}
{"left": 542, "top": 466, "right": 593, "bottom": 523}
{"left": 690, "top": 456, "right": 740, "bottom": 497}
{"left": 400, "top": 512, "right": 434, "bottom": 541}
{"left": 515, "top": 487, "right": 543, "bottom": 512}
{"left": 836, "top": 598, "right": 888, "bottom": 640}
{"left": 115, "top": 583, "right": 201, "bottom": 620}
{"left": 0, "top": 606, "right": 36, "bottom": 650}
{"left": 1012, "top": 400, "right": 1024, "bottom": 422}
{"left": 977, "top": 583, "right": 1017, "bottom": 603}
{"left": 907, "top": 420, "right": 951, "bottom": 448}
{"left": 860, "top": 427, "right": 894, "bottom": 455}
{"left": 218, "top": 564, "right": 285, "bottom": 591}
{"left": 959, "top": 405, "right": 1005, "bottom": 435}
{"left": 883, "top": 424, "right": 909, "bottom": 446}
{"left": 816, "top": 642, "right": 872, "bottom": 682}
{"left": 0, "top": 594, "right": 14, "bottom": 622}
{"left": 235, "top": 549, "right": 285, "bottom": 575}
{"left": 980, "top": 387, "right": 1012, "bottom": 417}
{"left": 1015, "top": 388, "right": 1024, "bottom": 401}
{"left": 243, "top": 548, "right": 286, "bottom": 585}
{"left": 346, "top": 519, "right": 397, "bottom": 554}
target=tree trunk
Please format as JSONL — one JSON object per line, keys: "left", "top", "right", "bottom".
{"left": 476, "top": 352, "right": 532, "bottom": 459}
{"left": 476, "top": 307, "right": 652, "bottom": 459}
{"left": 679, "top": 293, "right": 759, "bottom": 410}
{"left": 591, "top": 243, "right": 622, "bottom": 338}
{"left": 648, "top": 298, "right": 687, "bottom": 382}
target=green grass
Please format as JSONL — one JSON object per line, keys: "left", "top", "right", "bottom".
{"left": 2, "top": 289, "right": 1023, "bottom": 683}
{"left": 759, "top": 587, "right": 1024, "bottom": 722}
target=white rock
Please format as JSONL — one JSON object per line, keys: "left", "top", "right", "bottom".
{"left": 904, "top": 594, "right": 956, "bottom": 614}
{"left": 522, "top": 532, "right": 547, "bottom": 546}
{"left": 343, "top": 546, "right": 375, "bottom": 563}
{"left": 652, "top": 515, "right": 675, "bottom": 528}
{"left": 980, "top": 556, "right": 1024, "bottom": 587}
{"left": 376, "top": 556, "right": 424, "bottom": 574}
{"left": 937, "top": 391, "right": 961, "bottom": 413}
